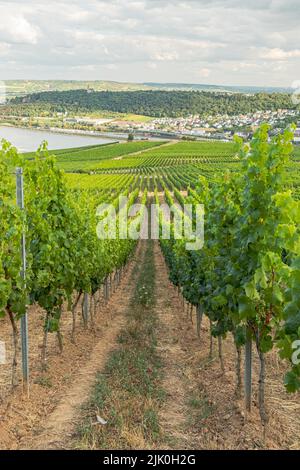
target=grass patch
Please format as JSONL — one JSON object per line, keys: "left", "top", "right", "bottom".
{"left": 118, "top": 113, "right": 155, "bottom": 123}
{"left": 186, "top": 389, "right": 216, "bottom": 430}
{"left": 34, "top": 375, "right": 53, "bottom": 388}
{"left": 76, "top": 241, "right": 164, "bottom": 449}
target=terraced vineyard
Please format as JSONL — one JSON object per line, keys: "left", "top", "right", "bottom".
{"left": 43, "top": 138, "right": 300, "bottom": 197}
{"left": 50, "top": 140, "right": 239, "bottom": 192}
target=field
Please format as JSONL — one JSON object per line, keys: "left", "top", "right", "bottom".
{"left": 3, "top": 80, "right": 152, "bottom": 99}
{"left": 1, "top": 131, "right": 300, "bottom": 451}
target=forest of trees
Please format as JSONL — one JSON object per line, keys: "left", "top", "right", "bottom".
{"left": 9, "top": 89, "right": 294, "bottom": 118}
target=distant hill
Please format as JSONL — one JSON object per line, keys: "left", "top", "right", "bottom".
{"left": 4, "top": 80, "right": 152, "bottom": 99}
{"left": 3, "top": 80, "right": 292, "bottom": 100}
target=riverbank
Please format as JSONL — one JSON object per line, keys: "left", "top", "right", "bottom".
{"left": 0, "top": 122, "right": 130, "bottom": 141}
{"left": 0, "top": 125, "right": 121, "bottom": 153}
{"left": 0, "top": 123, "right": 234, "bottom": 144}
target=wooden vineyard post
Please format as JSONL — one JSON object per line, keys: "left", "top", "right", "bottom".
{"left": 105, "top": 277, "right": 109, "bottom": 301}
{"left": 103, "top": 278, "right": 107, "bottom": 303}
{"left": 245, "top": 325, "right": 252, "bottom": 412}
{"left": 99, "top": 287, "right": 102, "bottom": 304}
{"left": 103, "top": 280, "right": 106, "bottom": 303}
{"left": 196, "top": 304, "right": 203, "bottom": 339}
{"left": 16, "top": 168, "right": 29, "bottom": 394}
{"left": 110, "top": 273, "right": 113, "bottom": 295}
{"left": 83, "top": 293, "right": 89, "bottom": 328}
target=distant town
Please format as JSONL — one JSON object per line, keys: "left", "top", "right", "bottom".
{"left": 2, "top": 107, "right": 298, "bottom": 144}
{"left": 109, "top": 108, "right": 300, "bottom": 142}
{"left": 41, "top": 108, "right": 300, "bottom": 143}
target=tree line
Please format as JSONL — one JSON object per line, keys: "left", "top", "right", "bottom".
{"left": 9, "top": 89, "right": 295, "bottom": 118}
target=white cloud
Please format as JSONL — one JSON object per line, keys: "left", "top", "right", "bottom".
{"left": 105, "top": 63, "right": 118, "bottom": 70}
{"left": 0, "top": 9, "right": 40, "bottom": 44}
{"left": 232, "top": 62, "right": 259, "bottom": 72}
{"left": 0, "top": 42, "right": 10, "bottom": 56}
{"left": 0, "top": 0, "right": 299, "bottom": 86}
{"left": 147, "top": 62, "right": 157, "bottom": 70}
{"left": 151, "top": 51, "right": 179, "bottom": 62}
{"left": 260, "top": 47, "right": 300, "bottom": 60}
{"left": 198, "top": 68, "right": 211, "bottom": 78}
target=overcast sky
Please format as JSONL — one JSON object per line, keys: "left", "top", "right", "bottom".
{"left": 0, "top": 0, "right": 299, "bottom": 86}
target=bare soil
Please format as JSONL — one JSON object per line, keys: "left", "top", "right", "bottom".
{"left": 0, "top": 240, "right": 299, "bottom": 450}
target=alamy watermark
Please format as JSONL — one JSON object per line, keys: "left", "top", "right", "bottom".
{"left": 291, "top": 80, "right": 300, "bottom": 106}
{"left": 292, "top": 340, "right": 300, "bottom": 365}
{"left": 96, "top": 197, "right": 205, "bottom": 251}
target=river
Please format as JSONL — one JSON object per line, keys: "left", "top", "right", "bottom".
{"left": 0, "top": 126, "right": 116, "bottom": 153}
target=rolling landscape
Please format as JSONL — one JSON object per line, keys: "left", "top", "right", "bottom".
{"left": 2, "top": 79, "right": 293, "bottom": 99}
{"left": 0, "top": 0, "right": 300, "bottom": 460}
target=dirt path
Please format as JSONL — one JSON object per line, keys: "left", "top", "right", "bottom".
{"left": 0, "top": 243, "right": 144, "bottom": 450}
{"left": 123, "top": 140, "right": 179, "bottom": 158}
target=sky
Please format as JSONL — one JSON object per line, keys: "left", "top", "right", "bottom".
{"left": 0, "top": 0, "right": 299, "bottom": 87}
